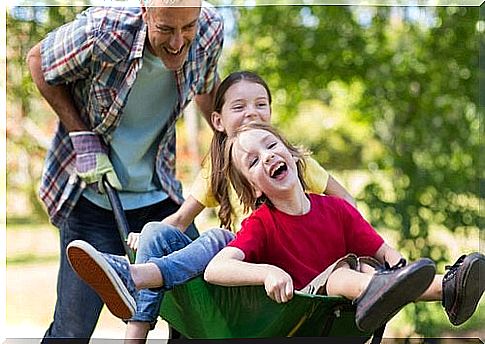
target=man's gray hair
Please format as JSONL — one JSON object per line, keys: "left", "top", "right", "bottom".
{"left": 143, "top": 0, "right": 201, "bottom": 7}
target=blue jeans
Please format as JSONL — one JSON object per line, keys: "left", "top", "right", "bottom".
{"left": 132, "top": 222, "right": 235, "bottom": 324}
{"left": 42, "top": 196, "right": 199, "bottom": 343}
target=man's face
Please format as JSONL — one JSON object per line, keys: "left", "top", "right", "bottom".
{"left": 143, "top": 3, "right": 201, "bottom": 70}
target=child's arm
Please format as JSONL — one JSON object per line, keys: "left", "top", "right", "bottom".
{"left": 161, "top": 160, "right": 215, "bottom": 231}
{"left": 205, "top": 247, "right": 294, "bottom": 303}
{"left": 325, "top": 175, "right": 357, "bottom": 208}
{"left": 161, "top": 195, "right": 205, "bottom": 231}
{"left": 374, "top": 242, "right": 404, "bottom": 266}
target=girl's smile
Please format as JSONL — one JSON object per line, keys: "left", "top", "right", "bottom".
{"left": 212, "top": 80, "right": 271, "bottom": 137}
{"left": 232, "top": 129, "right": 299, "bottom": 199}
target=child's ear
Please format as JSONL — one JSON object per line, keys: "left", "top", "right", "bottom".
{"left": 211, "top": 112, "right": 225, "bottom": 133}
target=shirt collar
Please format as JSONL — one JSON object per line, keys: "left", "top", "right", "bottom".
{"left": 130, "top": 20, "right": 147, "bottom": 60}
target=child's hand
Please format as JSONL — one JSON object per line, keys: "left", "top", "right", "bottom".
{"left": 126, "top": 232, "right": 140, "bottom": 251}
{"left": 264, "top": 266, "right": 294, "bottom": 303}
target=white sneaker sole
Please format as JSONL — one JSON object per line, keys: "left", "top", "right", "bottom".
{"left": 67, "top": 240, "right": 135, "bottom": 319}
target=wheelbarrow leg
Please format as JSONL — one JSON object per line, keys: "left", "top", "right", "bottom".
{"left": 169, "top": 327, "right": 183, "bottom": 339}
{"left": 103, "top": 176, "right": 184, "bottom": 340}
{"left": 103, "top": 176, "right": 135, "bottom": 263}
{"left": 370, "top": 324, "right": 386, "bottom": 344}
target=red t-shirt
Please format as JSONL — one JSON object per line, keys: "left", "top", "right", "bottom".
{"left": 228, "top": 194, "right": 384, "bottom": 290}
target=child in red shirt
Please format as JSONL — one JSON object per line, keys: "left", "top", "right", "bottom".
{"left": 226, "top": 193, "right": 384, "bottom": 291}
{"left": 204, "top": 122, "right": 485, "bottom": 332}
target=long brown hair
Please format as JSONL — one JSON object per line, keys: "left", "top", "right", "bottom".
{"left": 209, "top": 71, "right": 272, "bottom": 230}
{"left": 222, "top": 122, "right": 308, "bottom": 214}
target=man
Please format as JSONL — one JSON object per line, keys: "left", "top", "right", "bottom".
{"left": 26, "top": 0, "right": 223, "bottom": 341}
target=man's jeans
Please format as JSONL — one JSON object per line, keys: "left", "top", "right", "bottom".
{"left": 132, "top": 223, "right": 235, "bottom": 324}
{"left": 42, "top": 196, "right": 199, "bottom": 343}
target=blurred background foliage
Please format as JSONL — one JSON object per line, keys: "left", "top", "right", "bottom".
{"left": 6, "top": 3, "right": 483, "bottom": 338}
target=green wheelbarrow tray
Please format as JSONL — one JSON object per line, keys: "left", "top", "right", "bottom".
{"left": 102, "top": 179, "right": 380, "bottom": 342}
{"left": 159, "top": 276, "right": 372, "bottom": 340}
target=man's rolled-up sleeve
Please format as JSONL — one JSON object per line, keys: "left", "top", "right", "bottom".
{"left": 41, "top": 10, "right": 94, "bottom": 85}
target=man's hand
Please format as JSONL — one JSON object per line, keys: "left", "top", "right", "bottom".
{"left": 69, "top": 131, "right": 122, "bottom": 192}
{"left": 264, "top": 266, "right": 294, "bottom": 303}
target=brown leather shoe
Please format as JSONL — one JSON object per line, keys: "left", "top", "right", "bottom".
{"left": 442, "top": 252, "right": 485, "bottom": 326}
{"left": 354, "top": 258, "right": 436, "bottom": 332}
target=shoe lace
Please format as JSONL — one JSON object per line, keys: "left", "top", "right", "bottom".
{"left": 379, "top": 258, "right": 407, "bottom": 272}
{"left": 445, "top": 254, "right": 466, "bottom": 273}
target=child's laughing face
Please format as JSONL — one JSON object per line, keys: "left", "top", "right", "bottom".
{"left": 232, "top": 129, "right": 299, "bottom": 199}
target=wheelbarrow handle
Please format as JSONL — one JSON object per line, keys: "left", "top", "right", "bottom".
{"left": 102, "top": 175, "right": 136, "bottom": 263}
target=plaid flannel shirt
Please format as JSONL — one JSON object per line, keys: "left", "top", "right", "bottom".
{"left": 39, "top": 4, "right": 223, "bottom": 227}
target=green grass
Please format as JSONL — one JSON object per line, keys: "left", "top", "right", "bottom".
{"left": 6, "top": 217, "right": 59, "bottom": 265}
{"left": 6, "top": 253, "right": 59, "bottom": 265}
{"left": 6, "top": 216, "right": 52, "bottom": 228}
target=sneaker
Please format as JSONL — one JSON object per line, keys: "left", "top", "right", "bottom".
{"left": 354, "top": 258, "right": 436, "bottom": 332}
{"left": 442, "top": 252, "right": 485, "bottom": 326}
{"left": 66, "top": 240, "right": 137, "bottom": 319}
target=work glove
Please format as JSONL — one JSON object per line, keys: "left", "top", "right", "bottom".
{"left": 69, "top": 131, "right": 122, "bottom": 193}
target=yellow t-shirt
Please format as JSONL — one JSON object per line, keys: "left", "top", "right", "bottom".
{"left": 190, "top": 154, "right": 329, "bottom": 229}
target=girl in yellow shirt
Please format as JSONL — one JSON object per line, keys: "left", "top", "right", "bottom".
{"left": 123, "top": 71, "right": 356, "bottom": 339}
{"left": 144, "top": 71, "right": 355, "bottom": 235}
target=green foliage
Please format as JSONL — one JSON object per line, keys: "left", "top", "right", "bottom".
{"left": 358, "top": 9, "right": 482, "bottom": 333}
{"left": 7, "top": 6, "right": 86, "bottom": 221}
{"left": 223, "top": 5, "right": 481, "bottom": 335}
{"left": 399, "top": 302, "right": 485, "bottom": 337}
{"left": 359, "top": 7, "right": 480, "bottom": 256}
{"left": 7, "top": 4, "right": 482, "bottom": 335}
{"left": 223, "top": 6, "right": 382, "bottom": 169}
{"left": 7, "top": 7, "right": 86, "bottom": 101}
{"left": 224, "top": 6, "right": 369, "bottom": 116}
{"left": 223, "top": 4, "right": 480, "bottom": 248}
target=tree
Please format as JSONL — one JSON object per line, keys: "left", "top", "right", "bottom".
{"left": 7, "top": 6, "right": 86, "bottom": 220}
{"left": 222, "top": 5, "right": 481, "bottom": 335}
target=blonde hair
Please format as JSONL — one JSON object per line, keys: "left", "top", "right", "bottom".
{"left": 222, "top": 122, "right": 308, "bottom": 215}
{"left": 143, "top": 0, "right": 201, "bottom": 8}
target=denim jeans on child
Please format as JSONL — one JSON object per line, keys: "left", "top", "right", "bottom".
{"left": 132, "top": 222, "right": 235, "bottom": 324}
{"left": 42, "top": 196, "right": 199, "bottom": 343}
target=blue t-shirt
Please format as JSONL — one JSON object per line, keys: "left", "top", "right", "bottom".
{"left": 84, "top": 49, "right": 177, "bottom": 210}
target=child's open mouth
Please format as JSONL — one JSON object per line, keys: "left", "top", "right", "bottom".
{"left": 270, "top": 162, "right": 288, "bottom": 179}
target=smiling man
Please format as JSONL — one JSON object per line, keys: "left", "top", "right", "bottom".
{"left": 143, "top": 1, "right": 201, "bottom": 70}
{"left": 26, "top": 0, "right": 223, "bottom": 342}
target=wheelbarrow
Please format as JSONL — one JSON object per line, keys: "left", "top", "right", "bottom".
{"left": 103, "top": 177, "right": 385, "bottom": 343}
